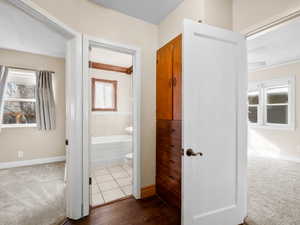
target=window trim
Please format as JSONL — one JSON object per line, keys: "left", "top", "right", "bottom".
{"left": 91, "top": 78, "right": 118, "bottom": 112}
{"left": 248, "top": 76, "right": 295, "bottom": 130}
{"left": 2, "top": 69, "right": 37, "bottom": 128}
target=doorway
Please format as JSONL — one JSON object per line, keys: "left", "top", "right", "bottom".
{"left": 82, "top": 36, "right": 141, "bottom": 213}
{"left": 0, "top": 0, "right": 84, "bottom": 222}
{"left": 246, "top": 16, "right": 300, "bottom": 225}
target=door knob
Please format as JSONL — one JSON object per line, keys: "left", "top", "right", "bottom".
{"left": 186, "top": 148, "right": 203, "bottom": 157}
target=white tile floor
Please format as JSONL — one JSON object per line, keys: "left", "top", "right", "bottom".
{"left": 91, "top": 162, "right": 132, "bottom": 206}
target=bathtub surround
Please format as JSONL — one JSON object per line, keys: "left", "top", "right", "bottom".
{"left": 91, "top": 135, "right": 132, "bottom": 166}
{"left": 0, "top": 48, "right": 65, "bottom": 163}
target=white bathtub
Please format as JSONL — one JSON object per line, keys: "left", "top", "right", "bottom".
{"left": 91, "top": 135, "right": 132, "bottom": 166}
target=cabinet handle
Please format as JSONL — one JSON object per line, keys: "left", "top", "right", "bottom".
{"left": 173, "top": 77, "right": 177, "bottom": 87}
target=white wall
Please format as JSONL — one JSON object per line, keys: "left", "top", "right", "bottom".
{"left": 90, "top": 69, "right": 132, "bottom": 137}
{"left": 30, "top": 0, "right": 233, "bottom": 187}
{"left": 31, "top": 0, "right": 158, "bottom": 187}
{"left": 249, "top": 62, "right": 300, "bottom": 161}
{"left": 158, "top": 0, "right": 233, "bottom": 47}
{"left": 0, "top": 48, "right": 65, "bottom": 162}
{"left": 233, "top": 0, "right": 300, "bottom": 32}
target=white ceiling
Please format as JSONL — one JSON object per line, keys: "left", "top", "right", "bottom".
{"left": 90, "top": 0, "right": 183, "bottom": 24}
{"left": 90, "top": 47, "right": 132, "bottom": 67}
{"left": 247, "top": 17, "right": 300, "bottom": 71}
{"left": 0, "top": 0, "right": 67, "bottom": 58}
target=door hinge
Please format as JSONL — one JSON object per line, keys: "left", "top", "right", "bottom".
{"left": 65, "top": 139, "right": 69, "bottom": 146}
{"left": 89, "top": 177, "right": 92, "bottom": 185}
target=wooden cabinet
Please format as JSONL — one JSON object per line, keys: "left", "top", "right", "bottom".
{"left": 156, "top": 35, "right": 182, "bottom": 209}
{"left": 156, "top": 35, "right": 182, "bottom": 121}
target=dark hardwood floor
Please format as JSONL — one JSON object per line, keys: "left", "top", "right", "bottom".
{"left": 65, "top": 196, "right": 181, "bottom": 225}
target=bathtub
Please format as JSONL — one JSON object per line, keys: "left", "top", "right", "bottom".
{"left": 91, "top": 135, "right": 132, "bottom": 166}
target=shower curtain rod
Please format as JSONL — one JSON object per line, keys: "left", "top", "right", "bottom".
{"left": 7, "top": 65, "right": 55, "bottom": 74}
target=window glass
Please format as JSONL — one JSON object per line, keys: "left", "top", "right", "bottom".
{"left": 92, "top": 78, "right": 117, "bottom": 111}
{"left": 266, "top": 86, "right": 288, "bottom": 104}
{"left": 267, "top": 105, "right": 288, "bottom": 124}
{"left": 248, "top": 91, "right": 259, "bottom": 124}
{"left": 2, "top": 69, "right": 36, "bottom": 127}
{"left": 5, "top": 73, "right": 36, "bottom": 99}
{"left": 248, "top": 91, "right": 259, "bottom": 105}
{"left": 3, "top": 102, "right": 36, "bottom": 124}
{"left": 248, "top": 106, "right": 258, "bottom": 123}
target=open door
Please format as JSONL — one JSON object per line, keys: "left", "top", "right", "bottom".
{"left": 182, "top": 20, "right": 247, "bottom": 225}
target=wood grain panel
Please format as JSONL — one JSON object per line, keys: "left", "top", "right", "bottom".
{"left": 156, "top": 43, "right": 173, "bottom": 120}
{"left": 171, "top": 35, "right": 182, "bottom": 120}
{"left": 141, "top": 185, "right": 156, "bottom": 198}
{"left": 89, "top": 61, "right": 133, "bottom": 75}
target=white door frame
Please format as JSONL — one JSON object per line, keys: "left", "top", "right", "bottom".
{"left": 82, "top": 35, "right": 142, "bottom": 215}
{"left": 6, "top": 0, "right": 84, "bottom": 220}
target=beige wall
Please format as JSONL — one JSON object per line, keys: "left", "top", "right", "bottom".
{"left": 31, "top": 0, "right": 158, "bottom": 187}
{"left": 30, "top": 0, "right": 233, "bottom": 187}
{"left": 89, "top": 69, "right": 132, "bottom": 137}
{"left": 0, "top": 48, "right": 65, "bottom": 162}
{"left": 158, "top": 0, "right": 233, "bottom": 47}
{"left": 249, "top": 62, "right": 300, "bottom": 160}
{"left": 233, "top": 0, "right": 300, "bottom": 32}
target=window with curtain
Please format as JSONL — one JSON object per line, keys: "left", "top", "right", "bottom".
{"left": 2, "top": 69, "right": 37, "bottom": 128}
{"left": 92, "top": 78, "right": 117, "bottom": 111}
{"left": 248, "top": 76, "right": 295, "bottom": 129}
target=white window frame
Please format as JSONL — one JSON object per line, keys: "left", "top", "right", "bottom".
{"left": 248, "top": 76, "right": 296, "bottom": 130}
{"left": 2, "top": 69, "right": 37, "bottom": 128}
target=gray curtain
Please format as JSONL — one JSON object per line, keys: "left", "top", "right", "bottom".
{"left": 36, "top": 71, "right": 56, "bottom": 130}
{"left": 0, "top": 65, "right": 9, "bottom": 131}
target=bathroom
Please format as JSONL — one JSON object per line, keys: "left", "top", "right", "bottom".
{"left": 88, "top": 46, "right": 133, "bottom": 206}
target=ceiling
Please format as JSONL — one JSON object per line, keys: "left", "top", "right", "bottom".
{"left": 0, "top": 0, "right": 67, "bottom": 58}
{"left": 247, "top": 17, "right": 300, "bottom": 71}
{"left": 90, "top": 47, "right": 132, "bottom": 67}
{"left": 90, "top": 0, "right": 183, "bottom": 24}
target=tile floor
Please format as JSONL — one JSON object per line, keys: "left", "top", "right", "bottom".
{"left": 91, "top": 162, "right": 132, "bottom": 206}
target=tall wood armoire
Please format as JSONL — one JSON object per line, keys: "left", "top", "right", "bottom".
{"left": 156, "top": 35, "right": 182, "bottom": 209}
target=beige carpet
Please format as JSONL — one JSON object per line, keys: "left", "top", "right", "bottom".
{"left": 0, "top": 162, "right": 66, "bottom": 225}
{"left": 246, "top": 155, "right": 300, "bottom": 225}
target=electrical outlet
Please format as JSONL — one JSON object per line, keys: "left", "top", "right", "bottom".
{"left": 17, "top": 151, "right": 24, "bottom": 159}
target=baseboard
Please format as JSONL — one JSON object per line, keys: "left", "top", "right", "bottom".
{"left": 141, "top": 185, "right": 156, "bottom": 199}
{"left": 0, "top": 156, "right": 66, "bottom": 169}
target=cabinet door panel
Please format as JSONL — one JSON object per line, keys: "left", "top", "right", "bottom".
{"left": 172, "top": 35, "right": 182, "bottom": 120}
{"left": 156, "top": 43, "right": 173, "bottom": 120}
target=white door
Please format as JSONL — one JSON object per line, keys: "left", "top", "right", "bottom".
{"left": 65, "top": 36, "right": 84, "bottom": 220}
{"left": 182, "top": 19, "right": 247, "bottom": 225}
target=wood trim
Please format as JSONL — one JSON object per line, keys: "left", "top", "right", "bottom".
{"left": 91, "top": 78, "right": 117, "bottom": 111}
{"left": 89, "top": 61, "right": 133, "bottom": 75}
{"left": 141, "top": 185, "right": 156, "bottom": 199}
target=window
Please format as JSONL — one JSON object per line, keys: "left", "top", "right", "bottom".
{"left": 248, "top": 91, "right": 259, "bottom": 124}
{"left": 2, "top": 69, "right": 37, "bottom": 128}
{"left": 248, "top": 77, "right": 295, "bottom": 129}
{"left": 92, "top": 78, "right": 117, "bottom": 111}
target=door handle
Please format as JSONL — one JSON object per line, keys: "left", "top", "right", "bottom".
{"left": 186, "top": 148, "right": 203, "bottom": 157}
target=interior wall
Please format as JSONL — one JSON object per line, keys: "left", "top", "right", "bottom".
{"left": 30, "top": 0, "right": 158, "bottom": 187}
{"left": 0, "top": 48, "right": 65, "bottom": 162}
{"left": 249, "top": 62, "right": 300, "bottom": 161}
{"left": 233, "top": 0, "right": 300, "bottom": 32}
{"left": 89, "top": 69, "right": 132, "bottom": 137}
{"left": 158, "top": 0, "right": 233, "bottom": 47}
